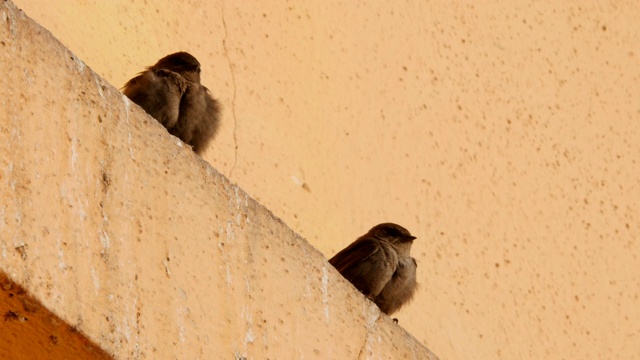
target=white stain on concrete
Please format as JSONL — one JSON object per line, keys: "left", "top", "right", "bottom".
{"left": 226, "top": 264, "right": 233, "bottom": 286}
{"left": 71, "top": 137, "right": 78, "bottom": 170}
{"left": 56, "top": 234, "right": 66, "bottom": 270}
{"left": 0, "top": 206, "right": 5, "bottom": 233}
{"left": 176, "top": 305, "right": 190, "bottom": 343}
{"left": 234, "top": 186, "right": 243, "bottom": 207}
{"left": 362, "top": 303, "right": 382, "bottom": 360}
{"left": 72, "top": 53, "right": 85, "bottom": 72}
{"left": 99, "top": 230, "right": 110, "bottom": 253}
{"left": 2, "top": 8, "right": 16, "bottom": 38}
{"left": 90, "top": 266, "right": 100, "bottom": 293}
{"left": 322, "top": 265, "right": 330, "bottom": 322}
{"left": 13, "top": 202, "right": 21, "bottom": 226}
{"left": 245, "top": 328, "right": 256, "bottom": 344}
{"left": 23, "top": 68, "right": 34, "bottom": 84}
{"left": 242, "top": 305, "right": 256, "bottom": 346}
{"left": 163, "top": 257, "right": 171, "bottom": 278}
{"left": 364, "top": 303, "right": 380, "bottom": 328}
{"left": 291, "top": 175, "right": 303, "bottom": 186}
{"left": 122, "top": 95, "right": 131, "bottom": 111}
{"left": 128, "top": 132, "right": 135, "bottom": 160}
{"left": 121, "top": 99, "right": 136, "bottom": 160}
{"left": 95, "top": 78, "right": 104, "bottom": 99}
{"left": 123, "top": 292, "right": 141, "bottom": 357}
{"left": 226, "top": 220, "right": 236, "bottom": 241}
{"left": 120, "top": 312, "right": 132, "bottom": 344}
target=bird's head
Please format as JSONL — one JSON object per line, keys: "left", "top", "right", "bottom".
{"left": 154, "top": 52, "right": 202, "bottom": 82}
{"left": 367, "top": 223, "right": 416, "bottom": 245}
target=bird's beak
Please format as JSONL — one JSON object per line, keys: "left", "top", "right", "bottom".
{"left": 406, "top": 235, "right": 417, "bottom": 242}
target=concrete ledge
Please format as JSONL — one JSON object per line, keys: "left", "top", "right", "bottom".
{"left": 0, "top": 1, "right": 437, "bottom": 359}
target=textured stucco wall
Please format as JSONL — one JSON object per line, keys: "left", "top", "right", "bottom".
{"left": 0, "top": 2, "right": 436, "bottom": 359}
{"left": 5, "top": 0, "right": 640, "bottom": 359}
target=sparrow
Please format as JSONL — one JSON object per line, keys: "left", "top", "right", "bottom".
{"left": 122, "top": 52, "right": 220, "bottom": 154}
{"left": 329, "top": 223, "right": 418, "bottom": 315}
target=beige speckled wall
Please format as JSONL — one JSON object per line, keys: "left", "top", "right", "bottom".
{"left": 8, "top": 1, "right": 640, "bottom": 359}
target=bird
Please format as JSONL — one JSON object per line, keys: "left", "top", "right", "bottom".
{"left": 329, "top": 223, "right": 418, "bottom": 316}
{"left": 122, "top": 52, "right": 220, "bottom": 155}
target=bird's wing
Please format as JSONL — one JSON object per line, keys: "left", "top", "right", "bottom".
{"left": 122, "top": 68, "right": 186, "bottom": 129}
{"left": 329, "top": 238, "right": 397, "bottom": 297}
{"left": 329, "top": 238, "right": 378, "bottom": 272}
{"left": 190, "top": 87, "right": 221, "bottom": 154}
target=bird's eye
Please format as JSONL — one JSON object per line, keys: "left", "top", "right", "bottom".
{"left": 385, "top": 228, "right": 401, "bottom": 237}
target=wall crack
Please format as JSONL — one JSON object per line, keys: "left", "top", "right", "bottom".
{"left": 220, "top": 3, "right": 239, "bottom": 179}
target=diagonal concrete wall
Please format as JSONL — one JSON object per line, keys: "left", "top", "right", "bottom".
{"left": 0, "top": 2, "right": 437, "bottom": 359}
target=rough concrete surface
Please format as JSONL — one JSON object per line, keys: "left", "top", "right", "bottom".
{"left": 4, "top": 0, "right": 640, "bottom": 359}
{"left": 0, "top": 1, "right": 437, "bottom": 359}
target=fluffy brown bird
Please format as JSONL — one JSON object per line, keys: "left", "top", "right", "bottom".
{"left": 122, "top": 52, "right": 220, "bottom": 154}
{"left": 329, "top": 223, "right": 418, "bottom": 315}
